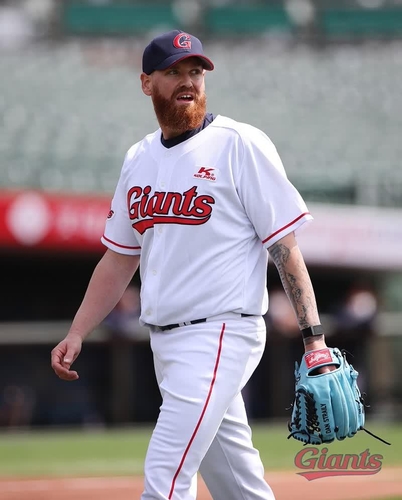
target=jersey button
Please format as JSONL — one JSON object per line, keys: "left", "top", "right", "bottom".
{"left": 158, "top": 227, "right": 163, "bottom": 234}
{"left": 145, "top": 309, "right": 152, "bottom": 316}
{"left": 152, "top": 269, "right": 157, "bottom": 275}
{"left": 160, "top": 181, "right": 165, "bottom": 188}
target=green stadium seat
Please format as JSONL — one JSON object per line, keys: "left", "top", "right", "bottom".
{"left": 1, "top": 39, "right": 401, "bottom": 206}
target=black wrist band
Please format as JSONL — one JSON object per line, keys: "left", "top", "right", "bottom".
{"left": 301, "top": 324, "right": 324, "bottom": 340}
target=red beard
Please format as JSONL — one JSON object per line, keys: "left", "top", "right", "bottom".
{"left": 152, "top": 86, "right": 207, "bottom": 135}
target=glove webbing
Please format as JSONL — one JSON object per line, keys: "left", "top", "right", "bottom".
{"left": 287, "top": 388, "right": 324, "bottom": 445}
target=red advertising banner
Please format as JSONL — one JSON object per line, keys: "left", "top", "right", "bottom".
{"left": 1, "top": 190, "right": 402, "bottom": 269}
{"left": 0, "top": 189, "right": 111, "bottom": 252}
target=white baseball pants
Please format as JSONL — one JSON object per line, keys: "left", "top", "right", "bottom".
{"left": 141, "top": 313, "right": 275, "bottom": 500}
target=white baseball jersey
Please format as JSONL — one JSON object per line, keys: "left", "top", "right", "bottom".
{"left": 101, "top": 114, "right": 312, "bottom": 327}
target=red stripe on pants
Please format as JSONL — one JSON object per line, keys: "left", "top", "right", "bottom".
{"left": 168, "top": 322, "right": 226, "bottom": 499}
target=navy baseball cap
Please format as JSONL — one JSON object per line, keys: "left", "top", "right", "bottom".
{"left": 142, "top": 30, "right": 214, "bottom": 75}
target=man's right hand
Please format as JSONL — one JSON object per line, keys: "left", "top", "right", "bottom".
{"left": 51, "top": 332, "right": 82, "bottom": 381}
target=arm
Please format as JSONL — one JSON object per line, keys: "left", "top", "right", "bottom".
{"left": 268, "top": 231, "right": 326, "bottom": 352}
{"left": 51, "top": 249, "right": 140, "bottom": 380}
{"left": 67, "top": 249, "right": 140, "bottom": 341}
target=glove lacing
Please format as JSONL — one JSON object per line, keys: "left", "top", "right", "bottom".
{"left": 342, "top": 349, "right": 391, "bottom": 446}
{"left": 358, "top": 393, "right": 392, "bottom": 446}
{"left": 287, "top": 387, "right": 323, "bottom": 444}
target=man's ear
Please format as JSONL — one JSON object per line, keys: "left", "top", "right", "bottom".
{"left": 141, "top": 73, "right": 152, "bottom": 96}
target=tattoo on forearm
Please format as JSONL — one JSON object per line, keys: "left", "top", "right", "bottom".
{"left": 269, "top": 242, "right": 318, "bottom": 330}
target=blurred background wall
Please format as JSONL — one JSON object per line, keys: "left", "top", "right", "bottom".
{"left": 0, "top": 0, "right": 402, "bottom": 429}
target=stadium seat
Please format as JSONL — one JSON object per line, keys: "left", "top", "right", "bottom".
{"left": 1, "top": 39, "right": 401, "bottom": 205}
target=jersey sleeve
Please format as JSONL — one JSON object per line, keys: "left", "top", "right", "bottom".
{"left": 236, "top": 127, "right": 313, "bottom": 249}
{"left": 101, "top": 155, "right": 141, "bottom": 256}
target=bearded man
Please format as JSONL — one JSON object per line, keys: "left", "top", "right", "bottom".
{"left": 51, "top": 30, "right": 332, "bottom": 500}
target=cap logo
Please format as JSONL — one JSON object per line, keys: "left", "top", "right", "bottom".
{"left": 173, "top": 33, "right": 191, "bottom": 49}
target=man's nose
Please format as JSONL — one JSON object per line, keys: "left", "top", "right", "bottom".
{"left": 180, "top": 73, "right": 194, "bottom": 86}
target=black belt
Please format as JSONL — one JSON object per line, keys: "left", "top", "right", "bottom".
{"left": 159, "top": 314, "right": 253, "bottom": 332}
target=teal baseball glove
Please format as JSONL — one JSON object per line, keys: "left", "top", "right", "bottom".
{"left": 287, "top": 347, "right": 390, "bottom": 446}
